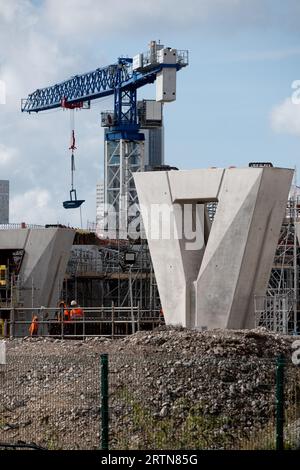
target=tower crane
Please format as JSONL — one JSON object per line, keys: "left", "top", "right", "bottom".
{"left": 21, "top": 41, "right": 188, "bottom": 230}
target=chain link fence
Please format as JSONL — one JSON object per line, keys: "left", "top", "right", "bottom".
{"left": 107, "top": 354, "right": 273, "bottom": 450}
{"left": 0, "top": 351, "right": 299, "bottom": 450}
{"left": 0, "top": 353, "right": 100, "bottom": 450}
{"left": 284, "top": 360, "right": 300, "bottom": 449}
{"left": 106, "top": 354, "right": 300, "bottom": 450}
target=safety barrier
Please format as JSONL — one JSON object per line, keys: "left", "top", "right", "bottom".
{"left": 1, "top": 354, "right": 299, "bottom": 450}
{"left": 101, "top": 354, "right": 300, "bottom": 450}
{"left": 0, "top": 306, "right": 163, "bottom": 339}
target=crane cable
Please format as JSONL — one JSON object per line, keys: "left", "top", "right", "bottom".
{"left": 69, "top": 109, "right": 76, "bottom": 192}
{"left": 68, "top": 109, "right": 83, "bottom": 227}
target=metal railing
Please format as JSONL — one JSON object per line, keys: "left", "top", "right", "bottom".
{"left": 1, "top": 306, "right": 163, "bottom": 339}
{"left": 141, "top": 48, "right": 189, "bottom": 69}
{"left": 0, "top": 223, "right": 44, "bottom": 230}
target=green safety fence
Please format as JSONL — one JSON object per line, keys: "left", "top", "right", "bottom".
{"left": 0, "top": 352, "right": 299, "bottom": 450}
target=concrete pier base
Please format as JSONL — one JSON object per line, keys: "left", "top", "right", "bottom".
{"left": 135, "top": 167, "right": 293, "bottom": 329}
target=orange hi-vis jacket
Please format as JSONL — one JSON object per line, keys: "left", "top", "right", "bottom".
{"left": 59, "top": 302, "right": 70, "bottom": 322}
{"left": 29, "top": 316, "right": 38, "bottom": 336}
{"left": 70, "top": 307, "right": 83, "bottom": 320}
{"left": 64, "top": 309, "right": 70, "bottom": 322}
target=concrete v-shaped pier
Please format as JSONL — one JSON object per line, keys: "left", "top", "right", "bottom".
{"left": 135, "top": 167, "right": 293, "bottom": 329}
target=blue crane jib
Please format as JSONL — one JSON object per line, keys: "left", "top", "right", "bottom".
{"left": 21, "top": 42, "right": 188, "bottom": 139}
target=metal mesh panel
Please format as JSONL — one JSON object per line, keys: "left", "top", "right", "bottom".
{"left": 107, "top": 354, "right": 279, "bottom": 450}
{"left": 0, "top": 354, "right": 100, "bottom": 450}
{"left": 1, "top": 351, "right": 300, "bottom": 450}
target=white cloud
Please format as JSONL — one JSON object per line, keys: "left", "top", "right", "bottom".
{"left": 270, "top": 98, "right": 300, "bottom": 137}
{"left": 0, "top": 0, "right": 35, "bottom": 25}
{"left": 0, "top": 79, "right": 5, "bottom": 104}
{"left": 10, "top": 188, "right": 56, "bottom": 224}
{"left": 43, "top": 0, "right": 300, "bottom": 36}
{"left": 225, "top": 47, "right": 300, "bottom": 63}
{"left": 10, "top": 187, "right": 88, "bottom": 226}
{"left": 0, "top": 144, "right": 18, "bottom": 166}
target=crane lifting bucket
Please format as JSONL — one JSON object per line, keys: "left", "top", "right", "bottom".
{"left": 63, "top": 189, "right": 85, "bottom": 209}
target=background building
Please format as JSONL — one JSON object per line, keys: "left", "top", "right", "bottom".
{"left": 0, "top": 180, "right": 9, "bottom": 224}
{"left": 96, "top": 180, "right": 105, "bottom": 229}
{"left": 138, "top": 99, "right": 164, "bottom": 170}
{"left": 101, "top": 100, "right": 164, "bottom": 237}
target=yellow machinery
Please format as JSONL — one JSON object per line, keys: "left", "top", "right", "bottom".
{"left": 0, "top": 265, "right": 7, "bottom": 287}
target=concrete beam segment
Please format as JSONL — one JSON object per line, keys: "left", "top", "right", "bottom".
{"left": 135, "top": 171, "right": 202, "bottom": 327}
{"left": 296, "top": 223, "right": 300, "bottom": 245}
{"left": 0, "top": 228, "right": 75, "bottom": 335}
{"left": 21, "top": 228, "right": 75, "bottom": 309}
{"left": 0, "top": 228, "right": 29, "bottom": 249}
{"left": 239, "top": 169, "right": 294, "bottom": 329}
{"left": 195, "top": 168, "right": 263, "bottom": 329}
{"left": 135, "top": 171, "right": 212, "bottom": 327}
{"left": 196, "top": 168, "right": 293, "bottom": 329}
{"left": 168, "top": 168, "right": 224, "bottom": 202}
{"left": 134, "top": 167, "right": 293, "bottom": 330}
{"left": 0, "top": 227, "right": 75, "bottom": 308}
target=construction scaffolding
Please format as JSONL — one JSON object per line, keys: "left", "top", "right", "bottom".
{"left": 62, "top": 237, "right": 160, "bottom": 313}
{"left": 255, "top": 193, "right": 300, "bottom": 334}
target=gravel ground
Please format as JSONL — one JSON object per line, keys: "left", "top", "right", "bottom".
{"left": 0, "top": 327, "right": 299, "bottom": 450}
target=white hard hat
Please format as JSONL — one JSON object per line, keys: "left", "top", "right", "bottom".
{"left": 71, "top": 300, "right": 77, "bottom": 306}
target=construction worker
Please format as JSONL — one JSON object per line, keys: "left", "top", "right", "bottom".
{"left": 69, "top": 300, "right": 83, "bottom": 320}
{"left": 58, "top": 300, "right": 70, "bottom": 323}
{"left": 29, "top": 315, "right": 39, "bottom": 337}
{"left": 53, "top": 300, "right": 71, "bottom": 336}
{"left": 159, "top": 308, "right": 165, "bottom": 324}
{"left": 70, "top": 300, "right": 84, "bottom": 337}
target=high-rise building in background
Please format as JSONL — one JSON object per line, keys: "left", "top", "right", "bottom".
{"left": 142, "top": 127, "right": 164, "bottom": 170}
{"left": 100, "top": 100, "right": 164, "bottom": 237}
{"left": 138, "top": 99, "right": 164, "bottom": 171}
{"left": 96, "top": 180, "right": 105, "bottom": 229}
{"left": 0, "top": 180, "right": 9, "bottom": 224}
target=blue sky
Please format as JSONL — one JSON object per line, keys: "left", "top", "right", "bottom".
{"left": 0, "top": 0, "right": 300, "bottom": 226}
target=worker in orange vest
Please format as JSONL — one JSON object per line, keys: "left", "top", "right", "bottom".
{"left": 69, "top": 300, "right": 83, "bottom": 320}
{"left": 159, "top": 308, "right": 165, "bottom": 323}
{"left": 53, "top": 301, "right": 71, "bottom": 337}
{"left": 58, "top": 300, "right": 71, "bottom": 323}
{"left": 29, "top": 315, "right": 38, "bottom": 337}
